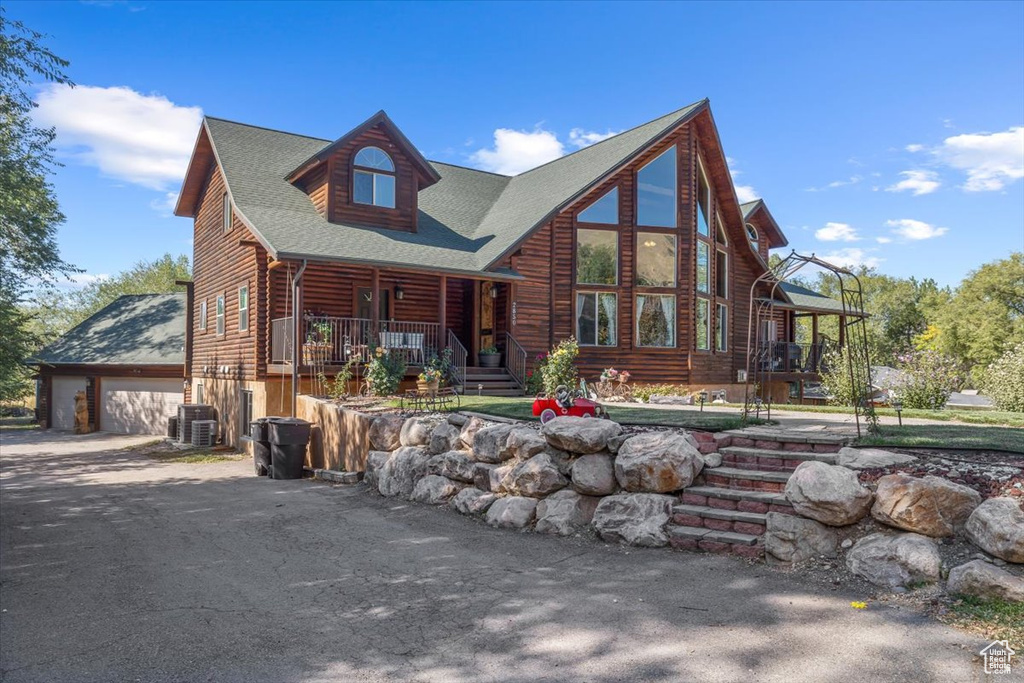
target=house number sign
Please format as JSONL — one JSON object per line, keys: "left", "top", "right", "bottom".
{"left": 511, "top": 301, "right": 517, "bottom": 327}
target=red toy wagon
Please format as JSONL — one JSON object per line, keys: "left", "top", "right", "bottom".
{"left": 532, "top": 385, "right": 609, "bottom": 424}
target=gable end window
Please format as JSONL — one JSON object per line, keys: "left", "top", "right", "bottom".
{"left": 216, "top": 295, "right": 225, "bottom": 336}
{"left": 353, "top": 146, "right": 396, "bottom": 208}
{"left": 746, "top": 223, "right": 760, "bottom": 252}
{"left": 198, "top": 300, "right": 208, "bottom": 331}
{"left": 238, "top": 285, "right": 249, "bottom": 332}
{"left": 222, "top": 193, "right": 232, "bottom": 233}
{"left": 578, "top": 187, "right": 619, "bottom": 224}
{"left": 637, "top": 146, "right": 677, "bottom": 228}
{"left": 696, "top": 158, "right": 711, "bottom": 237}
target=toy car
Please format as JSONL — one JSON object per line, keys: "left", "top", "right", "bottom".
{"left": 532, "top": 385, "right": 608, "bottom": 424}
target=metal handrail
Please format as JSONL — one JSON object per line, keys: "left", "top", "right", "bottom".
{"left": 505, "top": 332, "right": 527, "bottom": 390}
{"left": 271, "top": 315, "right": 441, "bottom": 366}
{"left": 446, "top": 329, "right": 467, "bottom": 389}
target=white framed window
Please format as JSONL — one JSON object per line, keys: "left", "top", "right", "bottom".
{"left": 222, "top": 193, "right": 232, "bottom": 233}
{"left": 195, "top": 381, "right": 204, "bottom": 405}
{"left": 198, "top": 300, "right": 208, "bottom": 331}
{"left": 240, "top": 389, "right": 254, "bottom": 437}
{"left": 238, "top": 285, "right": 249, "bottom": 332}
{"left": 746, "top": 223, "right": 760, "bottom": 252}
{"left": 716, "top": 302, "right": 728, "bottom": 352}
{"left": 216, "top": 295, "right": 225, "bottom": 336}
{"left": 696, "top": 298, "right": 710, "bottom": 351}
{"left": 575, "top": 292, "right": 617, "bottom": 346}
{"left": 353, "top": 146, "right": 396, "bottom": 208}
{"left": 636, "top": 294, "right": 676, "bottom": 347}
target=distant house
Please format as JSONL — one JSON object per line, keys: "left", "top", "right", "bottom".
{"left": 31, "top": 294, "right": 186, "bottom": 435}
{"left": 174, "top": 100, "right": 857, "bottom": 447}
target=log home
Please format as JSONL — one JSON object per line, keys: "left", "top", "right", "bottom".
{"left": 175, "top": 100, "right": 853, "bottom": 446}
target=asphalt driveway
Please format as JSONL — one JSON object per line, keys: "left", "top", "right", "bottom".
{"left": 0, "top": 429, "right": 998, "bottom": 682}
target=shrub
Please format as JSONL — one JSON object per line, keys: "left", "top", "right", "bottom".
{"left": 365, "top": 346, "right": 407, "bottom": 397}
{"left": 984, "top": 342, "right": 1024, "bottom": 412}
{"left": 318, "top": 359, "right": 355, "bottom": 400}
{"left": 540, "top": 337, "right": 579, "bottom": 396}
{"left": 887, "top": 350, "right": 965, "bottom": 410}
{"left": 819, "top": 347, "right": 859, "bottom": 407}
{"left": 632, "top": 384, "right": 691, "bottom": 402}
{"left": 526, "top": 353, "right": 546, "bottom": 395}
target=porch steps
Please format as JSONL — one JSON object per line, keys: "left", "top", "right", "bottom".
{"left": 457, "top": 367, "right": 525, "bottom": 397}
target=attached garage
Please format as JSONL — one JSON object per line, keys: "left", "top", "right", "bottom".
{"left": 32, "top": 293, "right": 187, "bottom": 434}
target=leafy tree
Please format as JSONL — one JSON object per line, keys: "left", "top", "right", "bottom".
{"left": 0, "top": 11, "right": 74, "bottom": 402}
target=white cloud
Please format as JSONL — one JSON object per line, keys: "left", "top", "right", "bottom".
{"left": 734, "top": 184, "right": 759, "bottom": 203}
{"left": 876, "top": 236, "right": 893, "bottom": 244}
{"left": 885, "top": 218, "right": 949, "bottom": 240}
{"left": 568, "top": 128, "right": 619, "bottom": 148}
{"left": 905, "top": 144, "right": 925, "bottom": 153}
{"left": 806, "top": 175, "right": 863, "bottom": 192}
{"left": 936, "top": 126, "right": 1024, "bottom": 191}
{"left": 886, "top": 170, "right": 941, "bottom": 195}
{"left": 819, "top": 248, "right": 883, "bottom": 270}
{"left": 150, "top": 191, "right": 179, "bottom": 216}
{"left": 815, "top": 222, "right": 860, "bottom": 242}
{"left": 471, "top": 128, "right": 565, "bottom": 175}
{"left": 33, "top": 84, "right": 202, "bottom": 191}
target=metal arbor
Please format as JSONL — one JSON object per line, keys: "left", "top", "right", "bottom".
{"left": 742, "top": 251, "right": 878, "bottom": 436}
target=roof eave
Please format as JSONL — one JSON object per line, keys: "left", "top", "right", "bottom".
{"left": 273, "top": 251, "right": 525, "bottom": 281}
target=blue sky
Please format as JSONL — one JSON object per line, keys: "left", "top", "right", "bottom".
{"left": 11, "top": 0, "right": 1024, "bottom": 288}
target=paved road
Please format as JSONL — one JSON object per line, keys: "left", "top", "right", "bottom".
{"left": 0, "top": 430, "right": 998, "bottom": 682}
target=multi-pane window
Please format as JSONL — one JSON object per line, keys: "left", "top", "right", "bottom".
{"left": 746, "top": 223, "right": 760, "bottom": 252}
{"left": 716, "top": 303, "right": 728, "bottom": 351}
{"left": 578, "top": 187, "right": 619, "bottom": 224}
{"left": 198, "top": 300, "right": 207, "bottom": 331}
{"left": 696, "top": 158, "right": 711, "bottom": 237}
{"left": 216, "top": 295, "right": 225, "bottom": 336}
{"left": 716, "top": 250, "right": 728, "bottom": 298}
{"left": 240, "top": 389, "right": 254, "bottom": 437}
{"left": 696, "top": 298, "right": 710, "bottom": 351}
{"left": 636, "top": 232, "right": 677, "bottom": 287}
{"left": 576, "top": 292, "right": 617, "bottom": 346}
{"left": 696, "top": 242, "right": 710, "bottom": 293}
{"left": 576, "top": 229, "right": 618, "bottom": 285}
{"left": 636, "top": 294, "right": 675, "bottom": 347}
{"left": 636, "top": 147, "right": 677, "bottom": 228}
{"left": 353, "top": 146, "right": 396, "bottom": 208}
{"left": 238, "top": 285, "right": 249, "bottom": 332}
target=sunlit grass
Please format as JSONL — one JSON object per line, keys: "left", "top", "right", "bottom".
{"left": 939, "top": 596, "right": 1024, "bottom": 643}
{"left": 0, "top": 417, "right": 40, "bottom": 432}
{"left": 857, "top": 425, "right": 1024, "bottom": 453}
{"left": 722, "top": 402, "right": 1024, "bottom": 428}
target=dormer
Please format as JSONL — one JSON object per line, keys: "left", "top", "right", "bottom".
{"left": 739, "top": 199, "right": 787, "bottom": 263}
{"left": 287, "top": 111, "right": 441, "bottom": 233}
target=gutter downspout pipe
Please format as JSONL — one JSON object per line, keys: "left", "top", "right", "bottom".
{"left": 291, "top": 260, "right": 307, "bottom": 418}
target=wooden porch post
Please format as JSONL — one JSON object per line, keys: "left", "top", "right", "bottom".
{"left": 838, "top": 314, "right": 846, "bottom": 347}
{"left": 812, "top": 313, "right": 819, "bottom": 343}
{"left": 439, "top": 275, "right": 448, "bottom": 351}
{"left": 811, "top": 313, "right": 820, "bottom": 372}
{"left": 370, "top": 267, "right": 380, "bottom": 334}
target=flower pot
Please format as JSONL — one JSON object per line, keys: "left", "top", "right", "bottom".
{"left": 478, "top": 352, "right": 501, "bottom": 368}
{"left": 417, "top": 379, "right": 440, "bottom": 396}
{"left": 302, "top": 342, "right": 331, "bottom": 365}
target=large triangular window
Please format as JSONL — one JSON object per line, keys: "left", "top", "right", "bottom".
{"left": 578, "top": 187, "right": 619, "bottom": 224}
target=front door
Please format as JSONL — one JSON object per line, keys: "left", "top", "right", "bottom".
{"left": 356, "top": 287, "right": 390, "bottom": 321}
{"left": 479, "top": 281, "right": 495, "bottom": 352}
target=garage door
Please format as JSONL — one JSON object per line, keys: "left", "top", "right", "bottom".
{"left": 100, "top": 378, "right": 183, "bottom": 435}
{"left": 51, "top": 376, "right": 88, "bottom": 430}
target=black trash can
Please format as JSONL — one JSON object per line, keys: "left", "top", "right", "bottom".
{"left": 267, "top": 417, "right": 311, "bottom": 480}
{"left": 251, "top": 417, "right": 272, "bottom": 476}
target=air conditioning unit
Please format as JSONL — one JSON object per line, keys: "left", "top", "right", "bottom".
{"left": 736, "top": 369, "right": 748, "bottom": 383}
{"left": 178, "top": 404, "right": 214, "bottom": 443}
{"left": 191, "top": 419, "right": 217, "bottom": 447}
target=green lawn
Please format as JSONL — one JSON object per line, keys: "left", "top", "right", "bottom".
{"left": 0, "top": 417, "right": 40, "bottom": 432}
{"left": 857, "top": 424, "right": 1024, "bottom": 454}
{"left": 723, "top": 402, "right": 1024, "bottom": 428}
{"left": 939, "top": 596, "right": 1024, "bottom": 643}
{"left": 147, "top": 450, "right": 244, "bottom": 464}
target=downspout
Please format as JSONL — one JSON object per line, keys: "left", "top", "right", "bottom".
{"left": 291, "top": 260, "right": 308, "bottom": 417}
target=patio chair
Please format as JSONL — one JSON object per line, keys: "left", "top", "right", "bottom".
{"left": 404, "top": 333, "right": 425, "bottom": 365}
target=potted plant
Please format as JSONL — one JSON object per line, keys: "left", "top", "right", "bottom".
{"left": 417, "top": 367, "right": 442, "bottom": 395}
{"left": 302, "top": 319, "right": 332, "bottom": 365}
{"left": 478, "top": 345, "right": 501, "bottom": 368}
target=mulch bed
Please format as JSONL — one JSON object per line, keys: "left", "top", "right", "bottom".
{"left": 856, "top": 448, "right": 1024, "bottom": 500}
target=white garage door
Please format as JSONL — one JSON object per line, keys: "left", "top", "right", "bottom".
{"left": 51, "top": 376, "right": 88, "bottom": 430}
{"left": 100, "top": 377, "right": 183, "bottom": 435}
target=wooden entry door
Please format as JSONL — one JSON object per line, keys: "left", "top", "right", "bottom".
{"left": 479, "top": 281, "right": 495, "bottom": 352}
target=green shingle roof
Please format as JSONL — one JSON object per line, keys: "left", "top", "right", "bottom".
{"left": 31, "top": 294, "right": 186, "bottom": 366}
{"left": 771, "top": 281, "right": 856, "bottom": 315}
{"left": 203, "top": 99, "right": 707, "bottom": 275}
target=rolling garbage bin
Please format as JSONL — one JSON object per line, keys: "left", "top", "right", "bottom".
{"left": 251, "top": 417, "right": 272, "bottom": 476}
{"left": 267, "top": 417, "right": 311, "bottom": 480}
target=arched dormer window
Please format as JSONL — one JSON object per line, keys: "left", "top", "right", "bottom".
{"left": 745, "top": 223, "right": 759, "bottom": 252}
{"left": 353, "top": 146, "right": 396, "bottom": 208}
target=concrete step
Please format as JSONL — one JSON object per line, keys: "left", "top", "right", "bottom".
{"left": 719, "top": 446, "right": 838, "bottom": 472}
{"left": 666, "top": 525, "right": 763, "bottom": 558}
{"left": 702, "top": 466, "right": 791, "bottom": 493}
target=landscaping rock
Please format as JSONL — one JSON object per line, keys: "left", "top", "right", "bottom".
{"left": 368, "top": 415, "right": 405, "bottom": 451}
{"left": 489, "top": 464, "right": 515, "bottom": 493}
{"left": 545, "top": 448, "right": 577, "bottom": 476}
{"left": 485, "top": 496, "right": 538, "bottom": 529}
{"left": 614, "top": 432, "right": 704, "bottom": 493}
{"left": 472, "top": 462, "right": 499, "bottom": 491}
{"left": 606, "top": 434, "right": 628, "bottom": 455}
{"left": 399, "top": 417, "right": 434, "bottom": 448}
{"left": 447, "top": 413, "right": 469, "bottom": 428}
{"left": 450, "top": 487, "right": 498, "bottom": 515}
{"left": 541, "top": 416, "right": 622, "bottom": 454}
{"left": 507, "top": 427, "right": 547, "bottom": 460}
{"left": 702, "top": 452, "right": 723, "bottom": 469}
{"left": 570, "top": 453, "right": 617, "bottom": 496}
{"left": 837, "top": 447, "right": 917, "bottom": 470}
{"left": 535, "top": 490, "right": 601, "bottom": 536}
{"left": 591, "top": 493, "right": 674, "bottom": 547}
{"left": 364, "top": 450, "right": 391, "bottom": 491}
{"left": 764, "top": 512, "right": 840, "bottom": 565}
{"left": 458, "top": 416, "right": 487, "bottom": 449}
{"left": 845, "top": 532, "right": 942, "bottom": 589}
{"left": 427, "top": 450, "right": 477, "bottom": 483}
{"left": 502, "top": 453, "right": 569, "bottom": 497}
{"left": 965, "top": 498, "right": 1024, "bottom": 564}
{"left": 472, "top": 424, "right": 516, "bottom": 463}
{"left": 947, "top": 560, "right": 1024, "bottom": 603}
{"left": 871, "top": 474, "right": 981, "bottom": 537}
{"left": 428, "top": 423, "right": 461, "bottom": 455}
{"left": 376, "top": 446, "right": 430, "bottom": 498}
{"left": 784, "top": 461, "right": 873, "bottom": 526}
{"left": 410, "top": 475, "right": 465, "bottom": 504}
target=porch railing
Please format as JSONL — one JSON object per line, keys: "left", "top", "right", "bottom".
{"left": 755, "top": 341, "right": 832, "bottom": 374}
{"left": 505, "top": 332, "right": 527, "bottom": 390}
{"left": 446, "top": 329, "right": 467, "bottom": 389}
{"left": 270, "top": 316, "right": 441, "bottom": 367}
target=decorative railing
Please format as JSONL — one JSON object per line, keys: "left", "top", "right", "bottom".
{"left": 505, "top": 332, "right": 527, "bottom": 390}
{"left": 755, "top": 341, "right": 832, "bottom": 374}
{"left": 446, "top": 329, "right": 467, "bottom": 389}
{"left": 270, "top": 316, "right": 441, "bottom": 367}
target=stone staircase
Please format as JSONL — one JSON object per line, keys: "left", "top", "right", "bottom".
{"left": 457, "top": 367, "right": 525, "bottom": 397}
{"left": 668, "top": 427, "right": 853, "bottom": 559}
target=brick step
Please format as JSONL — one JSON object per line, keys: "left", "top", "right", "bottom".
{"left": 681, "top": 485, "right": 794, "bottom": 515}
{"left": 703, "top": 466, "right": 791, "bottom": 493}
{"left": 672, "top": 504, "right": 767, "bottom": 536}
{"left": 719, "top": 429, "right": 848, "bottom": 453}
{"left": 719, "top": 446, "right": 838, "bottom": 472}
{"left": 667, "top": 525, "right": 763, "bottom": 558}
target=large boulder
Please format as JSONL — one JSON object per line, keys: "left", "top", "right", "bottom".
{"left": 571, "top": 453, "right": 617, "bottom": 496}
{"left": 845, "top": 532, "right": 942, "bottom": 589}
{"left": 535, "top": 490, "right": 601, "bottom": 536}
{"left": 489, "top": 464, "right": 515, "bottom": 494}
{"left": 472, "top": 424, "right": 516, "bottom": 463}
{"left": 784, "top": 461, "right": 873, "bottom": 526}
{"left": 485, "top": 496, "right": 538, "bottom": 529}
{"left": 458, "top": 416, "right": 486, "bottom": 449}
{"left": 591, "top": 493, "right": 675, "bottom": 547}
{"left": 614, "top": 432, "right": 704, "bottom": 493}
{"left": 837, "top": 447, "right": 917, "bottom": 470}
{"left": 364, "top": 450, "right": 391, "bottom": 491}
{"left": 871, "top": 474, "right": 982, "bottom": 537}
{"left": 947, "top": 560, "right": 1024, "bottom": 603}
{"left": 541, "top": 416, "right": 622, "bottom": 454}
{"left": 965, "top": 498, "right": 1024, "bottom": 564}
{"left": 427, "top": 450, "right": 477, "bottom": 483}
{"left": 376, "top": 446, "right": 431, "bottom": 498}
{"left": 399, "top": 417, "right": 434, "bottom": 447}
{"left": 472, "top": 462, "right": 499, "bottom": 491}
{"left": 502, "top": 453, "right": 568, "bottom": 497}
{"left": 368, "top": 415, "right": 405, "bottom": 451}
{"left": 506, "top": 427, "right": 547, "bottom": 461}
{"left": 450, "top": 488, "right": 498, "bottom": 516}
{"left": 410, "top": 475, "right": 466, "bottom": 505}
{"left": 545, "top": 448, "right": 578, "bottom": 476}
{"left": 764, "top": 512, "right": 840, "bottom": 565}
{"left": 428, "top": 422, "right": 461, "bottom": 455}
